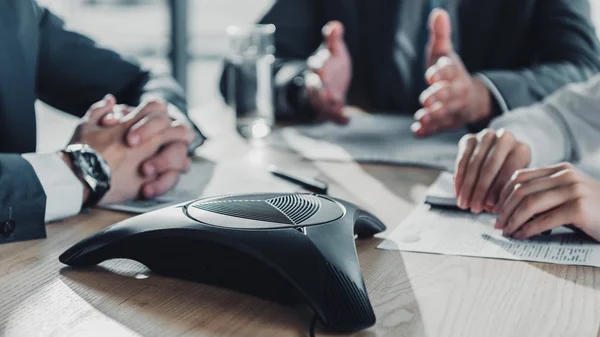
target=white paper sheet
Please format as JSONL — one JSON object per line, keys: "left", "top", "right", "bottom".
{"left": 379, "top": 205, "right": 600, "bottom": 267}
{"left": 271, "top": 114, "right": 466, "bottom": 170}
{"left": 424, "top": 171, "right": 457, "bottom": 207}
{"left": 103, "top": 158, "right": 305, "bottom": 213}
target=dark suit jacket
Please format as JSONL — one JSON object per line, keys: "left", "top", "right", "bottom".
{"left": 220, "top": 0, "right": 600, "bottom": 121}
{"left": 0, "top": 0, "right": 188, "bottom": 244}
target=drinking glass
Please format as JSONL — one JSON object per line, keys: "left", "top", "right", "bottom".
{"left": 225, "top": 24, "right": 276, "bottom": 140}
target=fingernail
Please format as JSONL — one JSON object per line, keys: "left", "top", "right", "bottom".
{"left": 494, "top": 220, "right": 502, "bottom": 229}
{"left": 144, "top": 164, "right": 155, "bottom": 176}
{"left": 322, "top": 23, "right": 333, "bottom": 37}
{"left": 410, "top": 122, "right": 422, "bottom": 133}
{"left": 129, "top": 134, "right": 140, "bottom": 146}
{"left": 414, "top": 109, "right": 427, "bottom": 121}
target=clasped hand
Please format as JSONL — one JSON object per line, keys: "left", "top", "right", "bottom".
{"left": 69, "top": 94, "right": 195, "bottom": 205}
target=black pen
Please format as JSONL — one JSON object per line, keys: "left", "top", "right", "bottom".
{"left": 267, "top": 165, "right": 329, "bottom": 194}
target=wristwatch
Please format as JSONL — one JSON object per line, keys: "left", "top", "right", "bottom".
{"left": 62, "top": 144, "right": 111, "bottom": 208}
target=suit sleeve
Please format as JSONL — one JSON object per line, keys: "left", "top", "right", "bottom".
{"left": 35, "top": 7, "right": 187, "bottom": 118}
{"left": 490, "top": 75, "right": 600, "bottom": 168}
{"left": 0, "top": 155, "right": 46, "bottom": 245}
{"left": 219, "top": 0, "right": 325, "bottom": 121}
{"left": 480, "top": 0, "right": 600, "bottom": 111}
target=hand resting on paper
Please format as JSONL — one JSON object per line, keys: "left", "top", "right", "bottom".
{"left": 493, "top": 163, "right": 600, "bottom": 242}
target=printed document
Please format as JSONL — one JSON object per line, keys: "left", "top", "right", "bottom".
{"left": 379, "top": 205, "right": 600, "bottom": 267}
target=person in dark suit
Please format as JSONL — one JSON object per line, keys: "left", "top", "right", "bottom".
{"left": 221, "top": 0, "right": 600, "bottom": 137}
{"left": 0, "top": 0, "right": 205, "bottom": 244}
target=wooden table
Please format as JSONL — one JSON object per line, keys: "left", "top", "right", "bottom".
{"left": 1, "top": 105, "right": 599, "bottom": 337}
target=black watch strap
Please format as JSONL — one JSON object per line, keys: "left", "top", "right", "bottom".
{"left": 63, "top": 144, "right": 111, "bottom": 208}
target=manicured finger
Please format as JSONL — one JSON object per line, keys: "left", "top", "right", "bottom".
{"left": 511, "top": 203, "right": 574, "bottom": 240}
{"left": 322, "top": 21, "right": 345, "bottom": 56}
{"left": 127, "top": 112, "right": 172, "bottom": 147}
{"left": 411, "top": 121, "right": 426, "bottom": 138}
{"left": 415, "top": 101, "right": 461, "bottom": 136}
{"left": 413, "top": 108, "right": 435, "bottom": 137}
{"left": 502, "top": 184, "right": 579, "bottom": 237}
{"left": 498, "top": 170, "right": 581, "bottom": 230}
{"left": 427, "top": 8, "right": 454, "bottom": 66}
{"left": 100, "top": 104, "right": 134, "bottom": 126}
{"left": 142, "top": 170, "right": 180, "bottom": 199}
{"left": 121, "top": 99, "right": 168, "bottom": 125}
{"left": 488, "top": 144, "right": 531, "bottom": 212}
{"left": 457, "top": 129, "right": 497, "bottom": 209}
{"left": 469, "top": 130, "right": 515, "bottom": 213}
{"left": 308, "top": 48, "right": 331, "bottom": 71}
{"left": 426, "top": 56, "right": 459, "bottom": 84}
{"left": 498, "top": 162, "right": 573, "bottom": 209}
{"left": 87, "top": 94, "right": 117, "bottom": 123}
{"left": 454, "top": 134, "right": 478, "bottom": 199}
{"left": 420, "top": 81, "right": 451, "bottom": 107}
{"left": 141, "top": 142, "right": 190, "bottom": 177}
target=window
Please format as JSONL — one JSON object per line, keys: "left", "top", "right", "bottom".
{"left": 36, "top": 0, "right": 274, "bottom": 107}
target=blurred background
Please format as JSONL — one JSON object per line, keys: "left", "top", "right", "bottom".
{"left": 37, "top": 0, "right": 275, "bottom": 108}
{"left": 34, "top": 0, "right": 600, "bottom": 149}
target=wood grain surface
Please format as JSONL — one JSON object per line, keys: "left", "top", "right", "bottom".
{"left": 1, "top": 105, "right": 599, "bottom": 337}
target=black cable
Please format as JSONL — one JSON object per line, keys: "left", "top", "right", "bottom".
{"left": 308, "top": 313, "right": 318, "bottom": 337}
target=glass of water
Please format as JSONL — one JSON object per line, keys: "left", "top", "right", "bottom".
{"left": 226, "top": 24, "right": 276, "bottom": 140}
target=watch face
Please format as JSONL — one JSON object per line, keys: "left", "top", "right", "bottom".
{"left": 81, "top": 151, "right": 110, "bottom": 183}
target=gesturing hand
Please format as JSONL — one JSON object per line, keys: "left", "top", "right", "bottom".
{"left": 305, "top": 20, "right": 352, "bottom": 125}
{"left": 100, "top": 98, "right": 196, "bottom": 199}
{"left": 454, "top": 129, "right": 531, "bottom": 213}
{"left": 495, "top": 163, "right": 600, "bottom": 242}
{"left": 412, "top": 9, "right": 493, "bottom": 137}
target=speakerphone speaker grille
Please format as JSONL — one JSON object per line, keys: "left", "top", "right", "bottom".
{"left": 266, "top": 195, "right": 321, "bottom": 224}
{"left": 193, "top": 201, "right": 293, "bottom": 224}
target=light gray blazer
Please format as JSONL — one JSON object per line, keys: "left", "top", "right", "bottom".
{"left": 491, "top": 74, "right": 600, "bottom": 169}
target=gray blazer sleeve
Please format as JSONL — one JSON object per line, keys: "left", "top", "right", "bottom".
{"left": 480, "top": 0, "right": 600, "bottom": 111}
{"left": 0, "top": 155, "right": 46, "bottom": 244}
{"left": 491, "top": 75, "right": 600, "bottom": 168}
{"left": 35, "top": 6, "right": 187, "bottom": 117}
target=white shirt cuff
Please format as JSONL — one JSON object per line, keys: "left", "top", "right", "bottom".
{"left": 475, "top": 73, "right": 509, "bottom": 113}
{"left": 22, "top": 153, "right": 83, "bottom": 223}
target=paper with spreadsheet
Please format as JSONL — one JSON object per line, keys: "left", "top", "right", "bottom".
{"left": 379, "top": 205, "right": 600, "bottom": 267}
{"left": 271, "top": 114, "right": 466, "bottom": 171}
